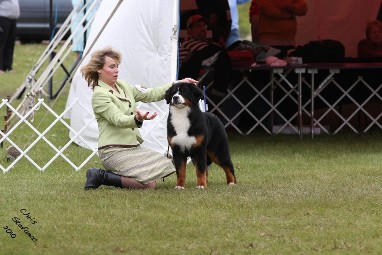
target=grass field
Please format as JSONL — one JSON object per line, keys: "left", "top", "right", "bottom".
{"left": 1, "top": 43, "right": 382, "bottom": 254}
{"left": 1, "top": 133, "right": 382, "bottom": 254}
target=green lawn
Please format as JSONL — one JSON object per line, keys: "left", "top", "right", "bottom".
{"left": 1, "top": 133, "right": 382, "bottom": 254}
{"left": 1, "top": 41, "right": 382, "bottom": 254}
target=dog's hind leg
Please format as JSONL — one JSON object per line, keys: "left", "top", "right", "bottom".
{"left": 222, "top": 165, "right": 236, "bottom": 185}
{"left": 207, "top": 151, "right": 236, "bottom": 185}
{"left": 215, "top": 161, "right": 236, "bottom": 185}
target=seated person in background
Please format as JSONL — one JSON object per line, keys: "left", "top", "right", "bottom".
{"left": 195, "top": 0, "right": 232, "bottom": 47}
{"left": 357, "top": 20, "right": 382, "bottom": 59}
{"left": 256, "top": 0, "right": 308, "bottom": 58}
{"left": 179, "top": 14, "right": 233, "bottom": 98}
{"left": 195, "top": 0, "right": 268, "bottom": 61}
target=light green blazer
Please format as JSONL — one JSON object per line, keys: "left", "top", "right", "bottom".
{"left": 92, "top": 80, "right": 172, "bottom": 148}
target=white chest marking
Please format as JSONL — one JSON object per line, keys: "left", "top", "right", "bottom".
{"left": 169, "top": 106, "right": 195, "bottom": 151}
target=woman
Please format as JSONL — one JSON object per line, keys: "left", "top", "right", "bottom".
{"left": 357, "top": 20, "right": 382, "bottom": 59}
{"left": 83, "top": 47, "right": 197, "bottom": 190}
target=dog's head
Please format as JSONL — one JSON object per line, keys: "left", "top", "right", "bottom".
{"left": 165, "top": 82, "right": 203, "bottom": 108}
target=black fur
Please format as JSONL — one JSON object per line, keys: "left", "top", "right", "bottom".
{"left": 165, "top": 82, "right": 236, "bottom": 188}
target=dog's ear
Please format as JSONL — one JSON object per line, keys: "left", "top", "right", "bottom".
{"left": 164, "top": 86, "right": 173, "bottom": 104}
{"left": 191, "top": 84, "right": 203, "bottom": 102}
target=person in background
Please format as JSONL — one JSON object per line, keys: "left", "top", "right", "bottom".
{"left": 225, "top": 0, "right": 251, "bottom": 49}
{"left": 357, "top": 20, "right": 382, "bottom": 59}
{"left": 179, "top": 14, "right": 233, "bottom": 98}
{"left": 71, "top": 0, "right": 100, "bottom": 58}
{"left": 0, "top": 0, "right": 20, "bottom": 74}
{"left": 256, "top": 0, "right": 307, "bottom": 58}
{"left": 83, "top": 47, "right": 197, "bottom": 190}
{"left": 195, "top": 0, "right": 232, "bottom": 46}
{"left": 225, "top": 0, "right": 270, "bottom": 62}
{"left": 249, "top": 0, "right": 260, "bottom": 42}
{"left": 191, "top": 0, "right": 271, "bottom": 62}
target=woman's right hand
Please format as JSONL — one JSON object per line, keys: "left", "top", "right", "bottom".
{"left": 173, "top": 78, "right": 198, "bottom": 86}
{"left": 135, "top": 110, "right": 157, "bottom": 122}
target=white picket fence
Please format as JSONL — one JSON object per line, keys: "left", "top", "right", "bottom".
{"left": 0, "top": 96, "right": 97, "bottom": 173}
{"left": 0, "top": 1, "right": 112, "bottom": 173}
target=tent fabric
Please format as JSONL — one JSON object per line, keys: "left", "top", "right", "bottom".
{"left": 296, "top": 0, "right": 381, "bottom": 57}
{"left": 65, "top": 0, "right": 178, "bottom": 153}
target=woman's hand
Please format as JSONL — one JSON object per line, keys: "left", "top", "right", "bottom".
{"left": 173, "top": 78, "right": 198, "bottom": 86}
{"left": 135, "top": 110, "right": 158, "bottom": 122}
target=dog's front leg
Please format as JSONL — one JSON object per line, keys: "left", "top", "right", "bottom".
{"left": 173, "top": 154, "right": 187, "bottom": 189}
{"left": 193, "top": 152, "right": 207, "bottom": 189}
{"left": 195, "top": 169, "right": 207, "bottom": 189}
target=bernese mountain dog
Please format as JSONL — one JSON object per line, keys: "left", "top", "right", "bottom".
{"left": 165, "top": 82, "right": 236, "bottom": 189}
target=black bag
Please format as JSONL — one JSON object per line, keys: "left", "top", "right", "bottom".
{"left": 292, "top": 39, "right": 345, "bottom": 63}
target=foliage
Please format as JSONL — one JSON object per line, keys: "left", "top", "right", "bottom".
{"left": 0, "top": 43, "right": 45, "bottom": 99}
{"left": 238, "top": 1, "right": 252, "bottom": 40}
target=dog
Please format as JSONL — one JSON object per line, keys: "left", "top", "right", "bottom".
{"left": 164, "top": 82, "right": 236, "bottom": 189}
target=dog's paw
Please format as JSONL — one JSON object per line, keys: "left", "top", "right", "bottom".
{"left": 228, "top": 182, "right": 236, "bottom": 186}
{"left": 175, "top": 185, "right": 185, "bottom": 190}
{"left": 196, "top": 185, "right": 205, "bottom": 189}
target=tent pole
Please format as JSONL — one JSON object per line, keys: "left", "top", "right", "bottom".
{"left": 65, "top": 0, "right": 124, "bottom": 83}
{"left": 49, "top": 0, "right": 54, "bottom": 100}
{"left": 8, "top": 0, "right": 121, "bottom": 124}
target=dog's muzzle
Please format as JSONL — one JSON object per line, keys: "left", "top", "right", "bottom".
{"left": 171, "top": 95, "right": 181, "bottom": 104}
{"left": 171, "top": 94, "right": 186, "bottom": 106}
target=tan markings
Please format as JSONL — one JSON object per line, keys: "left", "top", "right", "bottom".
{"left": 184, "top": 98, "right": 193, "bottom": 107}
{"left": 223, "top": 166, "right": 236, "bottom": 184}
{"left": 207, "top": 151, "right": 236, "bottom": 184}
{"left": 192, "top": 135, "right": 205, "bottom": 148}
{"left": 196, "top": 167, "right": 207, "bottom": 187}
{"left": 207, "top": 151, "right": 220, "bottom": 165}
{"left": 176, "top": 160, "right": 187, "bottom": 187}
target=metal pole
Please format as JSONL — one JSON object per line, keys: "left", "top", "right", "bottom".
{"left": 49, "top": 0, "right": 54, "bottom": 100}
{"left": 83, "top": 0, "right": 87, "bottom": 54}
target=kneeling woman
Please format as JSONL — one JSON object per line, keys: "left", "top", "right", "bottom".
{"left": 82, "top": 47, "right": 197, "bottom": 189}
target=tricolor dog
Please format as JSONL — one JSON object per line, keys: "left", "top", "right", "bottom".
{"left": 165, "top": 82, "right": 236, "bottom": 189}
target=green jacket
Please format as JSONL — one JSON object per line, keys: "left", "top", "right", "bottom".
{"left": 92, "top": 80, "right": 172, "bottom": 148}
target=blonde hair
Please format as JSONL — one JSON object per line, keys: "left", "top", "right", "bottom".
{"left": 81, "top": 47, "right": 122, "bottom": 89}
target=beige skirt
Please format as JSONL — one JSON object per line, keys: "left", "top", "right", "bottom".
{"left": 98, "top": 146, "right": 175, "bottom": 184}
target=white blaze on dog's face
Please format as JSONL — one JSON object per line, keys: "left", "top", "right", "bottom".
{"left": 171, "top": 89, "right": 186, "bottom": 108}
